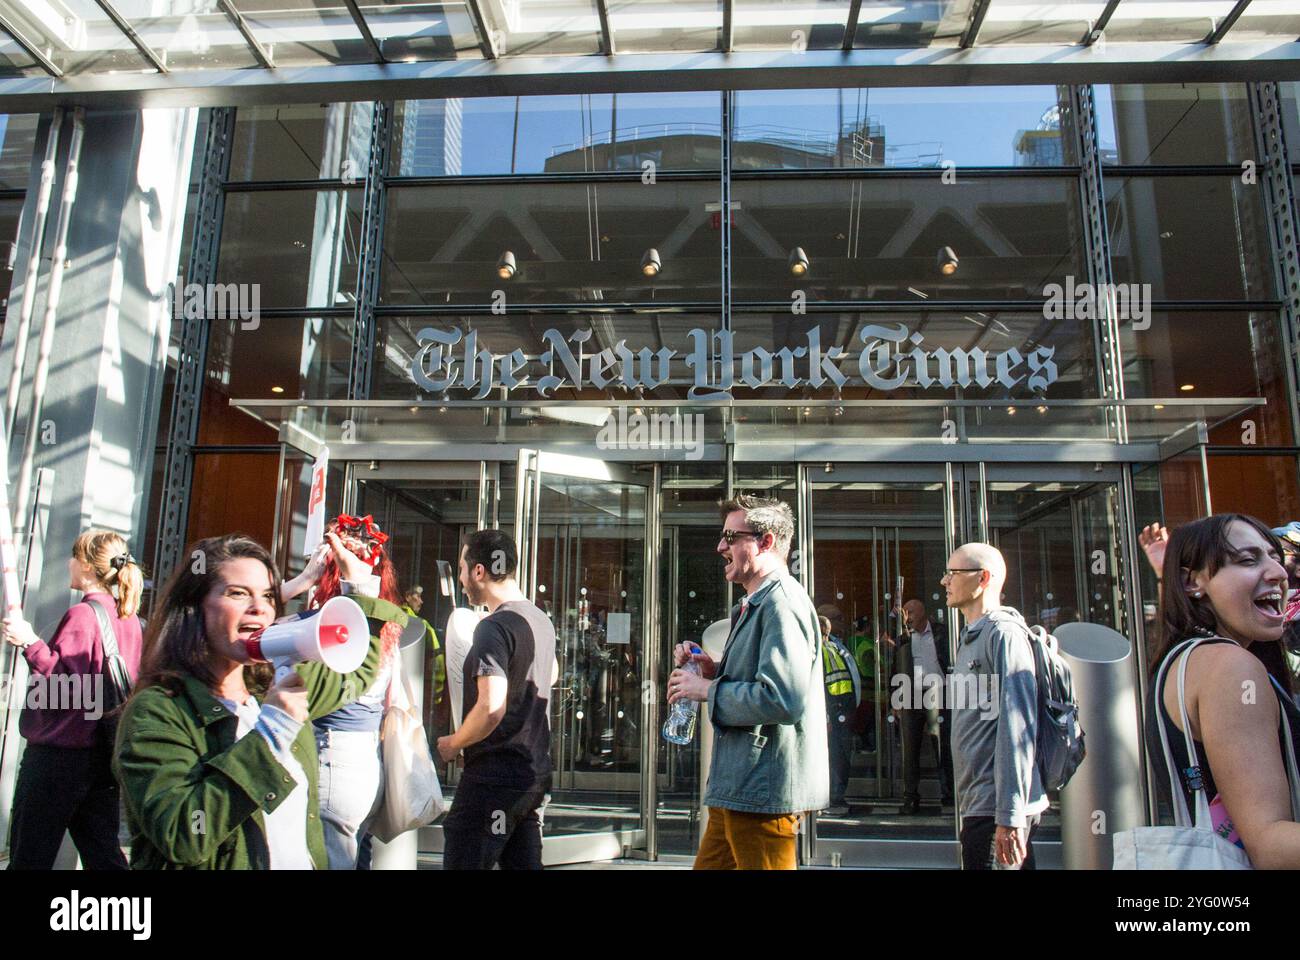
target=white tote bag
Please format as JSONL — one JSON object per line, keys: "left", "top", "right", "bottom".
{"left": 1113, "top": 637, "right": 1300, "bottom": 869}
{"left": 370, "top": 656, "right": 446, "bottom": 843}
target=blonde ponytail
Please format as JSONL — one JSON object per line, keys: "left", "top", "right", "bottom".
{"left": 71, "top": 529, "right": 143, "bottom": 619}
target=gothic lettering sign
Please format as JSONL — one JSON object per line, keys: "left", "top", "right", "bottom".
{"left": 408, "top": 323, "right": 1057, "bottom": 401}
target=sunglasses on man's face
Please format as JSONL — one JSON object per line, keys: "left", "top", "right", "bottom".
{"left": 719, "top": 529, "right": 763, "bottom": 546}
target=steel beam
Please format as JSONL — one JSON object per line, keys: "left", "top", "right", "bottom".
{"left": 1083, "top": 0, "right": 1122, "bottom": 45}
{"left": 960, "top": 0, "right": 992, "bottom": 49}
{"left": 217, "top": 0, "right": 274, "bottom": 69}
{"left": 722, "top": 0, "right": 733, "bottom": 52}
{"left": 341, "top": 0, "right": 385, "bottom": 63}
{"left": 347, "top": 100, "right": 391, "bottom": 400}
{"left": 842, "top": 0, "right": 862, "bottom": 50}
{"left": 465, "top": 0, "right": 498, "bottom": 59}
{"left": 0, "top": 43, "right": 1299, "bottom": 111}
{"left": 153, "top": 107, "right": 235, "bottom": 585}
{"left": 0, "top": 9, "right": 62, "bottom": 77}
{"left": 91, "top": 0, "right": 168, "bottom": 72}
{"left": 595, "top": 0, "right": 615, "bottom": 56}
{"left": 1206, "top": 0, "right": 1252, "bottom": 44}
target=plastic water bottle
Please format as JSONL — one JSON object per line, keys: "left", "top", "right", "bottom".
{"left": 663, "top": 643, "right": 702, "bottom": 745}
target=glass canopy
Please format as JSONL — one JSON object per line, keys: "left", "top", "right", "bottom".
{"left": 0, "top": 0, "right": 1294, "bottom": 79}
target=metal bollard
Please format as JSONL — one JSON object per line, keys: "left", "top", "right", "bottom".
{"left": 1055, "top": 622, "right": 1146, "bottom": 870}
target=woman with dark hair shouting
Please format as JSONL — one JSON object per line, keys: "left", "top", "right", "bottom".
{"left": 112, "top": 532, "right": 406, "bottom": 869}
{"left": 1148, "top": 513, "right": 1300, "bottom": 868}
{"left": 3, "top": 530, "right": 144, "bottom": 869}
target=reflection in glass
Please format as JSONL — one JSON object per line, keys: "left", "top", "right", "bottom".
{"left": 1099, "top": 0, "right": 1238, "bottom": 43}
{"left": 657, "top": 462, "right": 727, "bottom": 853}
{"left": 381, "top": 181, "right": 721, "bottom": 305}
{"left": 607, "top": 0, "right": 721, "bottom": 52}
{"left": 1094, "top": 84, "right": 1253, "bottom": 166}
{"left": 733, "top": 0, "right": 849, "bottom": 49}
{"left": 218, "top": 189, "right": 363, "bottom": 307}
{"left": 1205, "top": 455, "right": 1300, "bottom": 527}
{"left": 391, "top": 92, "right": 722, "bottom": 176}
{"left": 230, "top": 103, "right": 372, "bottom": 181}
{"left": 733, "top": 87, "right": 1076, "bottom": 169}
{"left": 532, "top": 475, "right": 646, "bottom": 838}
{"left": 353, "top": 477, "right": 479, "bottom": 786}
{"left": 214, "top": 0, "right": 373, "bottom": 66}
{"left": 0, "top": 0, "right": 153, "bottom": 73}
{"left": 811, "top": 480, "right": 952, "bottom": 839}
{"left": 117, "top": 0, "right": 263, "bottom": 71}
{"left": 851, "top": 0, "right": 973, "bottom": 48}
{"left": 1105, "top": 177, "right": 1274, "bottom": 301}
{"left": 731, "top": 177, "right": 1086, "bottom": 301}
{"left": 1120, "top": 312, "right": 1292, "bottom": 447}
{"left": 1230, "top": 5, "right": 1300, "bottom": 42}
{"left": 980, "top": 0, "right": 1107, "bottom": 44}
{"left": 354, "top": 1, "right": 482, "bottom": 62}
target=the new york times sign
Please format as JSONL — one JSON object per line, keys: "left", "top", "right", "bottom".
{"left": 409, "top": 323, "right": 1057, "bottom": 401}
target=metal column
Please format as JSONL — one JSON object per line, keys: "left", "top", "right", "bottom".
{"left": 154, "top": 107, "right": 234, "bottom": 584}
{"left": 348, "top": 101, "right": 392, "bottom": 402}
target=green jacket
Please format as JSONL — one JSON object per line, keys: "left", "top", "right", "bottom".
{"left": 113, "top": 595, "right": 407, "bottom": 870}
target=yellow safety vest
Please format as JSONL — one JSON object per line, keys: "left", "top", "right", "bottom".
{"left": 822, "top": 640, "right": 854, "bottom": 697}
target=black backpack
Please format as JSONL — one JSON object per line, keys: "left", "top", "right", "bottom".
{"left": 1025, "top": 625, "right": 1086, "bottom": 792}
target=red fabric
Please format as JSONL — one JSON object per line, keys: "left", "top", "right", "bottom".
{"left": 20, "top": 593, "right": 142, "bottom": 748}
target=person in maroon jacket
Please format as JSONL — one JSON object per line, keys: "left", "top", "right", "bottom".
{"left": 2, "top": 530, "right": 144, "bottom": 869}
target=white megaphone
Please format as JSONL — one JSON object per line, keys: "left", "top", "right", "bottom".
{"left": 244, "top": 595, "right": 370, "bottom": 682}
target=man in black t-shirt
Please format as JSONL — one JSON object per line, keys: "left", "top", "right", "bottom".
{"left": 436, "top": 529, "right": 556, "bottom": 870}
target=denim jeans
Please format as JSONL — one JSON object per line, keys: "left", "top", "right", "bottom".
{"left": 315, "top": 728, "right": 383, "bottom": 870}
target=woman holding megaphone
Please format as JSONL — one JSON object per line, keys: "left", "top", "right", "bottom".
{"left": 112, "top": 531, "right": 407, "bottom": 869}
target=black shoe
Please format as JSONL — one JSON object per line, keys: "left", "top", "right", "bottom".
{"left": 901, "top": 797, "right": 920, "bottom": 815}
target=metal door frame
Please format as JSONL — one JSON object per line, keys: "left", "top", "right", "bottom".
{"left": 514, "top": 449, "right": 660, "bottom": 863}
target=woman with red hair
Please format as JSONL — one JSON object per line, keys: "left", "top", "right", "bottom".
{"left": 283, "top": 514, "right": 406, "bottom": 869}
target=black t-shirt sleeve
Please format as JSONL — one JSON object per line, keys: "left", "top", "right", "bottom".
{"left": 468, "top": 619, "right": 511, "bottom": 680}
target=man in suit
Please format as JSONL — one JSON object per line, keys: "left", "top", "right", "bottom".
{"left": 893, "top": 598, "right": 954, "bottom": 814}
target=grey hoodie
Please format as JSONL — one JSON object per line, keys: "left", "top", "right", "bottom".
{"left": 950, "top": 606, "right": 1048, "bottom": 828}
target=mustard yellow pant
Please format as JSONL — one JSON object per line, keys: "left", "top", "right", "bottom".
{"left": 693, "top": 807, "right": 801, "bottom": 870}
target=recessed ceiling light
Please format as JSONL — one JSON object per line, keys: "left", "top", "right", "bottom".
{"left": 271, "top": 385, "right": 284, "bottom": 394}
{"left": 1180, "top": 384, "right": 1195, "bottom": 392}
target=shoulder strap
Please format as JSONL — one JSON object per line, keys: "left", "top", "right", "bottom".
{"left": 1152, "top": 637, "right": 1205, "bottom": 829}
{"left": 83, "top": 597, "right": 120, "bottom": 659}
{"left": 1266, "top": 675, "right": 1300, "bottom": 822}
{"left": 82, "top": 597, "right": 132, "bottom": 700}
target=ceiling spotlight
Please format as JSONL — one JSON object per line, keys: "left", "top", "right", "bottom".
{"left": 640, "top": 248, "right": 662, "bottom": 277}
{"left": 1036, "top": 404, "right": 1048, "bottom": 415}
{"left": 1180, "top": 383, "right": 1195, "bottom": 392}
{"left": 788, "top": 246, "right": 810, "bottom": 277}
{"left": 496, "top": 250, "right": 517, "bottom": 280}
{"left": 1153, "top": 404, "right": 1165, "bottom": 410}
{"left": 270, "top": 385, "right": 284, "bottom": 394}
{"left": 1006, "top": 406, "right": 1016, "bottom": 416}
{"left": 937, "top": 246, "right": 959, "bottom": 276}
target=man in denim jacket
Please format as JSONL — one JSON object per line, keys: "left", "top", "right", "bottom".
{"left": 668, "top": 495, "right": 828, "bottom": 869}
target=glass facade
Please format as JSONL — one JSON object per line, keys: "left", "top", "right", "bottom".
{"left": 132, "top": 81, "right": 1300, "bottom": 865}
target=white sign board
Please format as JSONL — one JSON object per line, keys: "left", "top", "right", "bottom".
{"left": 303, "top": 446, "right": 329, "bottom": 556}
{"left": 606, "top": 611, "right": 631, "bottom": 645}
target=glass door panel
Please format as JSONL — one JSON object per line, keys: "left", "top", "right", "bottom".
{"left": 809, "top": 470, "right": 955, "bottom": 844}
{"left": 350, "top": 469, "right": 482, "bottom": 784}
{"left": 974, "top": 470, "right": 1127, "bottom": 848}
{"left": 516, "top": 451, "right": 654, "bottom": 860}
